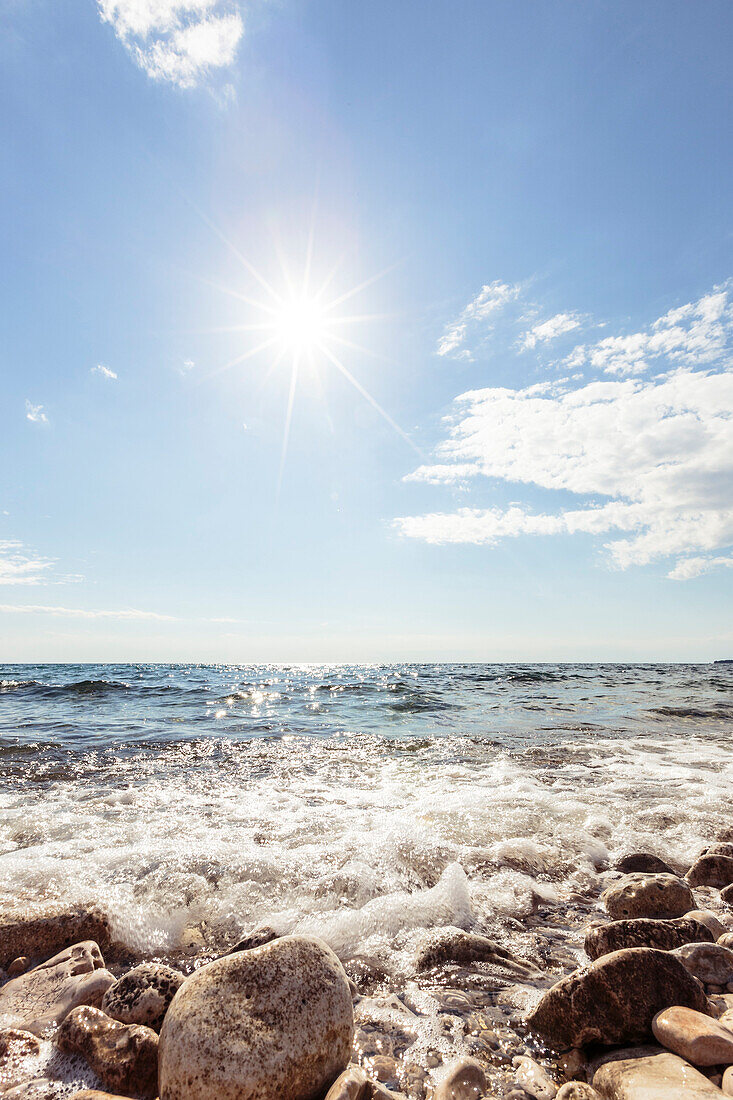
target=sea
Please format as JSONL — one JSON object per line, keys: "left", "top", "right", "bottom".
{"left": 1, "top": 662, "right": 732, "bottom": 964}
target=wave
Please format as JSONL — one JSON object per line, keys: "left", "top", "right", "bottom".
{"left": 650, "top": 705, "right": 733, "bottom": 720}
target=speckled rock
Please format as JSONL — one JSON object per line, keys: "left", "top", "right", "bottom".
{"left": 584, "top": 916, "right": 713, "bottom": 961}
{"left": 0, "top": 943, "right": 114, "bottom": 1035}
{"left": 0, "top": 909, "right": 111, "bottom": 971}
{"left": 158, "top": 934, "right": 354, "bottom": 1100}
{"left": 57, "top": 1005, "right": 158, "bottom": 1099}
{"left": 526, "top": 947, "right": 708, "bottom": 1050}
{"left": 432, "top": 1057, "right": 488, "bottom": 1100}
{"left": 673, "top": 941, "right": 733, "bottom": 985}
{"left": 0, "top": 1029, "right": 44, "bottom": 1094}
{"left": 513, "top": 1055, "right": 557, "bottom": 1099}
{"left": 101, "top": 963, "right": 184, "bottom": 1031}
{"left": 687, "top": 855, "right": 733, "bottom": 889}
{"left": 413, "top": 928, "right": 538, "bottom": 976}
{"left": 614, "top": 854, "right": 675, "bottom": 876}
{"left": 687, "top": 910, "right": 728, "bottom": 939}
{"left": 227, "top": 926, "right": 279, "bottom": 954}
{"left": 721, "top": 884, "right": 733, "bottom": 905}
{"left": 601, "top": 874, "right": 694, "bottom": 921}
{"left": 590, "top": 1044, "right": 723, "bottom": 1099}
{"left": 555, "top": 1086, "right": 600, "bottom": 1100}
{"left": 651, "top": 1005, "right": 733, "bottom": 1065}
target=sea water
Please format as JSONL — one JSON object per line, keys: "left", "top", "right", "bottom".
{"left": 1, "top": 662, "right": 731, "bottom": 960}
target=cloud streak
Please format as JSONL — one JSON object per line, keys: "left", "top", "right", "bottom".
{"left": 25, "top": 400, "right": 48, "bottom": 424}
{"left": 91, "top": 364, "right": 118, "bottom": 380}
{"left": 0, "top": 603, "right": 176, "bottom": 621}
{"left": 0, "top": 542, "right": 56, "bottom": 586}
{"left": 97, "top": 0, "right": 244, "bottom": 88}
{"left": 402, "top": 282, "right": 733, "bottom": 579}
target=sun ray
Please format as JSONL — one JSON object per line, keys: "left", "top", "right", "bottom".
{"left": 319, "top": 345, "right": 421, "bottom": 455}
{"left": 277, "top": 354, "right": 301, "bottom": 496}
{"left": 323, "top": 260, "right": 403, "bottom": 312}
{"left": 200, "top": 337, "right": 280, "bottom": 383}
{"left": 188, "top": 203, "right": 284, "bottom": 306}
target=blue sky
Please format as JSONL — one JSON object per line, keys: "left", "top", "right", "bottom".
{"left": 1, "top": 0, "right": 732, "bottom": 662}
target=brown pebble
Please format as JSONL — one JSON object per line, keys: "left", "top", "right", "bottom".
{"left": 6, "top": 959, "right": 29, "bottom": 979}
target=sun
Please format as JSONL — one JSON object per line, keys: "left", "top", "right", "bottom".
{"left": 273, "top": 294, "right": 329, "bottom": 356}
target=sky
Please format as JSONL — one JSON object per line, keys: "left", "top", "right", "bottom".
{"left": 1, "top": 0, "right": 732, "bottom": 662}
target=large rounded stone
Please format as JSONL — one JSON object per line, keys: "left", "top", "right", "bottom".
{"left": 687, "top": 855, "right": 733, "bottom": 889}
{"left": 433, "top": 1057, "right": 488, "bottom": 1100}
{"left": 525, "top": 948, "right": 708, "bottom": 1050}
{"left": 672, "top": 942, "right": 733, "bottom": 985}
{"left": 652, "top": 1005, "right": 733, "bottom": 1066}
{"left": 584, "top": 916, "right": 713, "bottom": 961}
{"left": 158, "top": 935, "right": 354, "bottom": 1100}
{"left": 0, "top": 942, "right": 114, "bottom": 1035}
{"left": 102, "top": 963, "right": 184, "bottom": 1031}
{"left": 614, "top": 854, "right": 675, "bottom": 875}
{"left": 601, "top": 874, "right": 694, "bottom": 920}
{"left": 591, "top": 1045, "right": 723, "bottom": 1099}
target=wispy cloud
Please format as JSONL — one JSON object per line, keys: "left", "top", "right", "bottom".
{"left": 91, "top": 364, "right": 118, "bottom": 380}
{"left": 0, "top": 603, "right": 176, "bottom": 621}
{"left": 97, "top": 0, "right": 244, "bottom": 89}
{"left": 0, "top": 541, "right": 56, "bottom": 585}
{"left": 520, "top": 311, "right": 583, "bottom": 350}
{"left": 437, "top": 281, "right": 522, "bottom": 359}
{"left": 401, "top": 281, "right": 733, "bottom": 579}
{"left": 567, "top": 286, "right": 732, "bottom": 375}
{"left": 25, "top": 400, "right": 48, "bottom": 424}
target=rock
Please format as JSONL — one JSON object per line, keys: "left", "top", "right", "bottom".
{"left": 158, "top": 934, "right": 353, "bottom": 1100}
{"left": 0, "top": 908, "right": 111, "bottom": 969}
{"left": 590, "top": 1044, "right": 723, "bottom": 1099}
{"left": 614, "top": 854, "right": 675, "bottom": 875}
{"left": 2, "top": 1084, "right": 57, "bottom": 1099}
{"left": 584, "top": 916, "right": 713, "bottom": 961}
{"left": 413, "top": 928, "right": 537, "bottom": 976}
{"left": 0, "top": 942, "right": 114, "bottom": 1035}
{"left": 601, "top": 874, "right": 694, "bottom": 920}
{"left": 687, "top": 855, "right": 733, "bottom": 889}
{"left": 227, "top": 926, "right": 279, "bottom": 954}
{"left": 324, "top": 1066, "right": 371, "bottom": 1100}
{"left": 651, "top": 1005, "right": 733, "bottom": 1065}
{"left": 433, "top": 1057, "right": 488, "bottom": 1100}
{"left": 722, "top": 884, "right": 733, "bottom": 905}
{"left": 513, "top": 1055, "right": 557, "bottom": 1099}
{"left": 101, "top": 963, "right": 184, "bottom": 1031}
{"left": 7, "top": 960, "right": 30, "bottom": 980}
{"left": 555, "top": 1087, "right": 600, "bottom": 1100}
{"left": 343, "top": 956, "right": 391, "bottom": 994}
{"left": 0, "top": 1029, "right": 44, "bottom": 1093}
{"left": 526, "top": 947, "right": 708, "bottom": 1050}
{"left": 704, "top": 843, "right": 733, "bottom": 859}
{"left": 57, "top": 1005, "right": 158, "bottom": 1099}
{"left": 687, "top": 911, "right": 728, "bottom": 939}
{"left": 673, "top": 942, "right": 733, "bottom": 985}
{"left": 720, "top": 934, "right": 733, "bottom": 949}
{"left": 556, "top": 1049, "right": 586, "bottom": 1081}
{"left": 723, "top": 1065, "right": 733, "bottom": 1095}
{"left": 71, "top": 1094, "right": 138, "bottom": 1100}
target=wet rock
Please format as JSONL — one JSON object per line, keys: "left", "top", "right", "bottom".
{"left": 651, "top": 1005, "right": 733, "bottom": 1065}
{"left": 555, "top": 1087, "right": 600, "bottom": 1100}
{"left": 0, "top": 1029, "right": 44, "bottom": 1093}
{"left": 101, "top": 963, "right": 184, "bottom": 1031}
{"left": 513, "top": 1055, "right": 557, "bottom": 1099}
{"left": 227, "top": 926, "right": 278, "bottom": 954}
{"left": 57, "top": 1005, "right": 157, "bottom": 1099}
{"left": 687, "top": 855, "right": 733, "bottom": 889}
{"left": 720, "top": 934, "right": 733, "bottom": 949}
{"left": 584, "top": 916, "right": 713, "bottom": 961}
{"left": 590, "top": 1044, "right": 723, "bottom": 1098}
{"left": 432, "top": 1057, "right": 488, "bottom": 1100}
{"left": 7, "top": 960, "right": 30, "bottom": 980}
{"left": 687, "top": 910, "right": 728, "bottom": 939}
{"left": 601, "top": 873, "right": 694, "bottom": 920}
{"left": 704, "top": 843, "right": 733, "bottom": 859}
{"left": 158, "top": 934, "right": 353, "bottom": 1100}
{"left": 71, "top": 1093, "right": 138, "bottom": 1100}
{"left": 526, "top": 947, "right": 708, "bottom": 1050}
{"left": 0, "top": 908, "right": 111, "bottom": 970}
{"left": 324, "top": 1065, "right": 371, "bottom": 1100}
{"left": 721, "top": 884, "right": 733, "bottom": 905}
{"left": 2, "top": 1084, "right": 57, "bottom": 1099}
{"left": 556, "top": 1049, "right": 586, "bottom": 1082}
{"left": 0, "top": 943, "right": 114, "bottom": 1035}
{"left": 614, "top": 854, "right": 675, "bottom": 875}
{"left": 673, "top": 941, "right": 733, "bottom": 985}
{"left": 343, "top": 956, "right": 390, "bottom": 994}
{"left": 414, "top": 928, "right": 537, "bottom": 976}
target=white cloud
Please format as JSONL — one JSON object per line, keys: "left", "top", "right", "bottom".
{"left": 91, "top": 364, "right": 118, "bottom": 380}
{"left": 569, "top": 286, "right": 732, "bottom": 376}
{"left": 520, "top": 311, "right": 582, "bottom": 350}
{"left": 181, "top": 358, "right": 195, "bottom": 372}
{"left": 25, "top": 400, "right": 48, "bottom": 424}
{"left": 396, "top": 364, "right": 733, "bottom": 577}
{"left": 0, "top": 542, "right": 55, "bottom": 585}
{"left": 668, "top": 556, "right": 733, "bottom": 581}
{"left": 437, "top": 281, "right": 521, "bottom": 359}
{"left": 97, "top": 0, "right": 244, "bottom": 88}
{"left": 0, "top": 603, "right": 176, "bottom": 621}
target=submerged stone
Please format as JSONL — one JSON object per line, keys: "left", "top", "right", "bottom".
{"left": 590, "top": 1044, "right": 723, "bottom": 1099}
{"left": 601, "top": 873, "right": 694, "bottom": 920}
{"left": 584, "top": 916, "right": 713, "bottom": 961}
